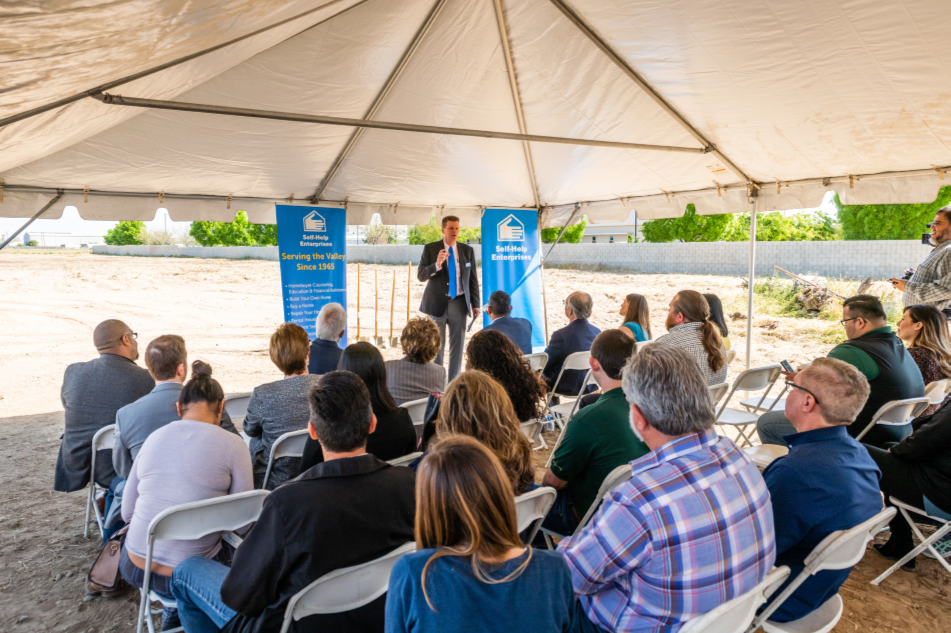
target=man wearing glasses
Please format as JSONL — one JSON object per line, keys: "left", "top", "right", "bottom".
{"left": 756, "top": 295, "right": 924, "bottom": 448}
{"left": 55, "top": 320, "right": 154, "bottom": 499}
{"left": 891, "top": 205, "right": 951, "bottom": 316}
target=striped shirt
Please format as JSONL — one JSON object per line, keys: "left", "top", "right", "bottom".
{"left": 904, "top": 241, "right": 951, "bottom": 310}
{"left": 558, "top": 429, "right": 776, "bottom": 633}
{"left": 654, "top": 323, "right": 727, "bottom": 385}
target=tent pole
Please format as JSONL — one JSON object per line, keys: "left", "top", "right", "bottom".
{"left": 89, "top": 92, "right": 706, "bottom": 154}
{"left": 745, "top": 199, "right": 757, "bottom": 370}
{"left": 0, "top": 192, "right": 63, "bottom": 251}
{"left": 542, "top": 205, "right": 581, "bottom": 266}
{"left": 545, "top": 0, "right": 754, "bottom": 187}
{"left": 311, "top": 0, "right": 449, "bottom": 202}
{"left": 538, "top": 214, "right": 550, "bottom": 343}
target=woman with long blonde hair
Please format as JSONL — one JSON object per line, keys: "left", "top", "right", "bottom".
{"left": 897, "top": 304, "right": 951, "bottom": 415}
{"left": 384, "top": 436, "right": 573, "bottom": 632}
{"left": 436, "top": 370, "right": 536, "bottom": 494}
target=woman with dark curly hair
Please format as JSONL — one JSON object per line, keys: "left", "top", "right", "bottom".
{"left": 465, "top": 330, "right": 548, "bottom": 422}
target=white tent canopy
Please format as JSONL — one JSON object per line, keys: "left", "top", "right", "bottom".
{"left": 1, "top": 0, "right": 949, "bottom": 227}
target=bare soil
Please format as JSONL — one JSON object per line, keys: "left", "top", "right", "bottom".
{"left": 0, "top": 253, "right": 947, "bottom": 632}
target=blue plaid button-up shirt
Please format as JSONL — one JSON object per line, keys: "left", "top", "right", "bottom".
{"left": 558, "top": 428, "right": 776, "bottom": 633}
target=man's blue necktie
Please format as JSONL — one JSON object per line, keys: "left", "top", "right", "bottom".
{"left": 447, "top": 246, "right": 457, "bottom": 297}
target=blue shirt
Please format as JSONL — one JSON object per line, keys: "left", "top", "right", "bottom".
{"left": 621, "top": 322, "right": 650, "bottom": 342}
{"left": 385, "top": 548, "right": 574, "bottom": 633}
{"left": 762, "top": 425, "right": 882, "bottom": 622}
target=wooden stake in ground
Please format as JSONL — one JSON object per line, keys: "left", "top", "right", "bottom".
{"left": 356, "top": 263, "right": 361, "bottom": 342}
{"left": 407, "top": 261, "right": 412, "bottom": 325}
{"left": 374, "top": 269, "right": 380, "bottom": 345}
{"left": 389, "top": 269, "right": 396, "bottom": 346}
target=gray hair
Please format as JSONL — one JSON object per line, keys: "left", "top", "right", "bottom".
{"left": 567, "top": 292, "right": 593, "bottom": 320}
{"left": 316, "top": 303, "right": 347, "bottom": 341}
{"left": 621, "top": 343, "right": 715, "bottom": 436}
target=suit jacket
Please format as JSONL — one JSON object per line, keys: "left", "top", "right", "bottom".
{"left": 307, "top": 338, "right": 343, "bottom": 376}
{"left": 219, "top": 454, "right": 416, "bottom": 633}
{"left": 55, "top": 354, "right": 155, "bottom": 492}
{"left": 483, "top": 315, "right": 533, "bottom": 354}
{"left": 384, "top": 357, "right": 447, "bottom": 405}
{"left": 113, "top": 382, "right": 237, "bottom": 480}
{"left": 417, "top": 240, "right": 480, "bottom": 318}
{"left": 542, "top": 319, "right": 601, "bottom": 396}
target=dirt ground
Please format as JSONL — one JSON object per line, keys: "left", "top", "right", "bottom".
{"left": 0, "top": 252, "right": 947, "bottom": 632}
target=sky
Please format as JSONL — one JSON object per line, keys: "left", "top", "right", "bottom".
{"left": 0, "top": 207, "right": 189, "bottom": 243}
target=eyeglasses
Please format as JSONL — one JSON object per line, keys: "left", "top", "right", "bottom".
{"left": 839, "top": 317, "right": 858, "bottom": 326}
{"left": 128, "top": 332, "right": 138, "bottom": 340}
{"left": 785, "top": 380, "right": 819, "bottom": 403}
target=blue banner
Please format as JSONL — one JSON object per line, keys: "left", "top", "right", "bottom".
{"left": 276, "top": 205, "right": 347, "bottom": 346}
{"left": 481, "top": 208, "right": 545, "bottom": 350}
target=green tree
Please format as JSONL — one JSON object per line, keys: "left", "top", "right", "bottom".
{"left": 364, "top": 223, "right": 399, "bottom": 245}
{"left": 104, "top": 221, "right": 146, "bottom": 246}
{"left": 189, "top": 211, "right": 275, "bottom": 246}
{"left": 641, "top": 205, "right": 730, "bottom": 242}
{"left": 541, "top": 216, "right": 586, "bottom": 243}
{"left": 836, "top": 186, "right": 951, "bottom": 240}
{"left": 27, "top": 239, "right": 38, "bottom": 246}
{"left": 722, "top": 211, "right": 841, "bottom": 242}
{"left": 407, "top": 217, "right": 481, "bottom": 244}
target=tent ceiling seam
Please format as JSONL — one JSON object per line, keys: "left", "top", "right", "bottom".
{"left": 0, "top": 0, "right": 372, "bottom": 131}
{"left": 311, "top": 0, "right": 450, "bottom": 203}
{"left": 493, "top": 0, "right": 541, "bottom": 209}
{"left": 545, "top": 0, "right": 755, "bottom": 186}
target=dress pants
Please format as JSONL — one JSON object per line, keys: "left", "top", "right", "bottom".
{"left": 865, "top": 445, "right": 926, "bottom": 558}
{"left": 432, "top": 296, "right": 468, "bottom": 381}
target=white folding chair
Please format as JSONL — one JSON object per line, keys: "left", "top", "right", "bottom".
{"left": 84, "top": 423, "right": 117, "bottom": 539}
{"left": 872, "top": 497, "right": 951, "bottom": 585}
{"left": 744, "top": 445, "right": 789, "bottom": 470}
{"left": 261, "top": 429, "right": 310, "bottom": 490}
{"left": 136, "top": 490, "right": 270, "bottom": 633}
{"left": 541, "top": 464, "right": 633, "bottom": 548}
{"left": 543, "top": 351, "right": 592, "bottom": 420}
{"left": 679, "top": 566, "right": 790, "bottom": 633}
{"left": 924, "top": 379, "right": 948, "bottom": 405}
{"left": 223, "top": 392, "right": 252, "bottom": 428}
{"left": 709, "top": 382, "right": 730, "bottom": 409}
{"left": 514, "top": 487, "right": 557, "bottom": 544}
{"left": 520, "top": 418, "right": 547, "bottom": 450}
{"left": 387, "top": 452, "right": 423, "bottom": 467}
{"left": 715, "top": 365, "right": 783, "bottom": 448}
{"left": 636, "top": 341, "right": 652, "bottom": 351}
{"left": 854, "top": 397, "right": 930, "bottom": 442}
{"left": 740, "top": 383, "right": 788, "bottom": 415}
{"left": 751, "top": 507, "right": 896, "bottom": 633}
{"left": 524, "top": 352, "right": 548, "bottom": 372}
{"left": 725, "top": 349, "right": 738, "bottom": 367}
{"left": 279, "top": 541, "right": 416, "bottom": 633}
{"left": 545, "top": 369, "right": 599, "bottom": 468}
{"left": 400, "top": 397, "right": 429, "bottom": 440}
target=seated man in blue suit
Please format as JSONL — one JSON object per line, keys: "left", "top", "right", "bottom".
{"left": 543, "top": 292, "right": 600, "bottom": 396}
{"left": 482, "top": 290, "right": 533, "bottom": 354}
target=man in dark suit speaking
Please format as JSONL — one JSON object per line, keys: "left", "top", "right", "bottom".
{"left": 417, "top": 216, "right": 480, "bottom": 380}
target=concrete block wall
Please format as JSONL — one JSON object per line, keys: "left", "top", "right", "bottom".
{"left": 95, "top": 240, "right": 933, "bottom": 279}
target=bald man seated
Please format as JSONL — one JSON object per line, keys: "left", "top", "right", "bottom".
{"left": 55, "top": 320, "right": 155, "bottom": 494}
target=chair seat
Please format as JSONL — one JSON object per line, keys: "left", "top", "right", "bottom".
{"left": 744, "top": 445, "right": 789, "bottom": 469}
{"left": 150, "top": 590, "right": 177, "bottom": 609}
{"left": 741, "top": 395, "right": 786, "bottom": 413}
{"left": 762, "top": 593, "right": 843, "bottom": 633}
{"left": 550, "top": 400, "right": 579, "bottom": 417}
{"left": 717, "top": 407, "right": 759, "bottom": 425}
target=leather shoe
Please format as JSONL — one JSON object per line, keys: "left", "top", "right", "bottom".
{"left": 85, "top": 578, "right": 127, "bottom": 598}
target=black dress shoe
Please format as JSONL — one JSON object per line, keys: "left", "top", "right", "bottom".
{"left": 873, "top": 543, "right": 916, "bottom": 571}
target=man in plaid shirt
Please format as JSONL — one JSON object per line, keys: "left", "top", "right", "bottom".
{"left": 558, "top": 343, "right": 776, "bottom": 633}
{"left": 892, "top": 205, "right": 951, "bottom": 312}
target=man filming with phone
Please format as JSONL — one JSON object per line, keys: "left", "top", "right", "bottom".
{"left": 891, "top": 205, "right": 951, "bottom": 317}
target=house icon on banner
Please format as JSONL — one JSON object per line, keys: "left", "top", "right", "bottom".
{"left": 497, "top": 214, "right": 524, "bottom": 241}
{"left": 303, "top": 211, "right": 326, "bottom": 232}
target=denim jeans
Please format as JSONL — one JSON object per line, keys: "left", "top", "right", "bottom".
{"left": 120, "top": 547, "right": 177, "bottom": 624}
{"left": 570, "top": 598, "right": 608, "bottom": 633}
{"left": 171, "top": 556, "right": 237, "bottom": 633}
{"left": 541, "top": 489, "right": 580, "bottom": 536}
{"left": 102, "top": 477, "right": 126, "bottom": 544}
{"left": 756, "top": 411, "right": 796, "bottom": 446}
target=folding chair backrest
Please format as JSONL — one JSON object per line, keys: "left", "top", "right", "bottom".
{"left": 924, "top": 380, "right": 948, "bottom": 404}
{"left": 708, "top": 383, "right": 729, "bottom": 407}
{"left": 399, "top": 398, "right": 429, "bottom": 425}
{"left": 281, "top": 541, "right": 416, "bottom": 632}
{"left": 574, "top": 464, "right": 633, "bottom": 533}
{"left": 871, "top": 398, "right": 930, "bottom": 426}
{"left": 514, "top": 487, "right": 557, "bottom": 543}
{"left": 524, "top": 352, "right": 548, "bottom": 371}
{"left": 148, "top": 490, "right": 270, "bottom": 544}
{"left": 725, "top": 349, "right": 737, "bottom": 366}
{"left": 679, "top": 566, "right": 790, "bottom": 633}
{"left": 562, "top": 350, "right": 592, "bottom": 372}
{"left": 636, "top": 341, "right": 652, "bottom": 351}
{"left": 804, "top": 506, "right": 896, "bottom": 572}
{"left": 94, "top": 423, "right": 117, "bottom": 453}
{"left": 223, "top": 393, "right": 252, "bottom": 424}
{"left": 262, "top": 429, "right": 310, "bottom": 489}
{"left": 732, "top": 365, "right": 781, "bottom": 392}
{"left": 387, "top": 452, "right": 422, "bottom": 467}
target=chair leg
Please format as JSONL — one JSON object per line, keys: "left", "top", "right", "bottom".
{"left": 137, "top": 585, "right": 150, "bottom": 633}
{"left": 871, "top": 512, "right": 951, "bottom": 585}
{"left": 83, "top": 484, "right": 93, "bottom": 539}
{"left": 543, "top": 532, "right": 555, "bottom": 550}
{"left": 93, "top": 485, "right": 105, "bottom": 536}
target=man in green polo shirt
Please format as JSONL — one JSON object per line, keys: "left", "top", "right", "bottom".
{"left": 541, "top": 329, "right": 649, "bottom": 535}
{"left": 757, "top": 295, "right": 924, "bottom": 448}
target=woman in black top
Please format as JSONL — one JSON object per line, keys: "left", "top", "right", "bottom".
{"left": 301, "top": 342, "right": 417, "bottom": 470}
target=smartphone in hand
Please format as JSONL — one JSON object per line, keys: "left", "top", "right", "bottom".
{"left": 780, "top": 360, "right": 794, "bottom": 373}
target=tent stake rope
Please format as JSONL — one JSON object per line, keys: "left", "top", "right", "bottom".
{"left": 88, "top": 92, "right": 707, "bottom": 154}
{"left": 0, "top": 192, "right": 63, "bottom": 251}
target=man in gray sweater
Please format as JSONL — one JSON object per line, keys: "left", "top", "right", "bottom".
{"left": 55, "top": 320, "right": 154, "bottom": 493}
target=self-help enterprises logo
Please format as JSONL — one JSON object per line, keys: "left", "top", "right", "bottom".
{"left": 497, "top": 214, "right": 525, "bottom": 241}
{"left": 303, "top": 210, "right": 326, "bottom": 232}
